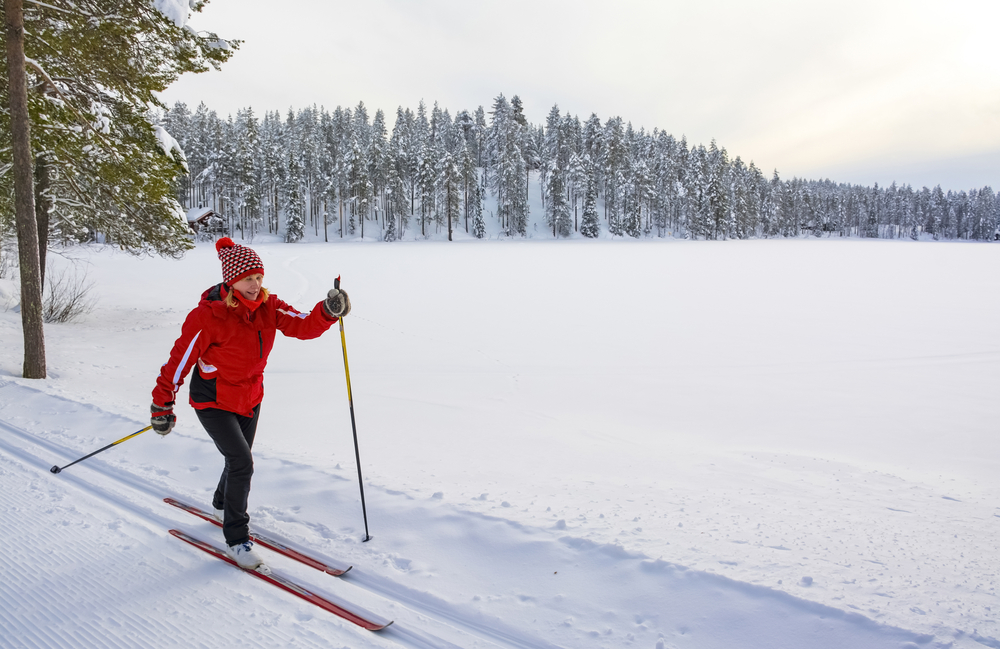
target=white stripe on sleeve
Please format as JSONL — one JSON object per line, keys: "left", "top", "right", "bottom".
{"left": 173, "top": 330, "right": 201, "bottom": 388}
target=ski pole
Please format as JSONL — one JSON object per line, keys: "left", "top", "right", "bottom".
{"left": 334, "top": 276, "right": 372, "bottom": 542}
{"left": 50, "top": 425, "right": 153, "bottom": 474}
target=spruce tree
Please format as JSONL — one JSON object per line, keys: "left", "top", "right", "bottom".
{"left": 567, "top": 152, "right": 587, "bottom": 232}
{"left": 580, "top": 171, "right": 601, "bottom": 238}
{"left": 470, "top": 180, "right": 486, "bottom": 239}
{"left": 383, "top": 203, "right": 397, "bottom": 242}
{"left": 458, "top": 142, "right": 478, "bottom": 234}
{"left": 283, "top": 153, "right": 305, "bottom": 242}
{"left": 486, "top": 94, "right": 528, "bottom": 237}
{"left": 546, "top": 165, "right": 571, "bottom": 238}
{"left": 438, "top": 152, "right": 460, "bottom": 241}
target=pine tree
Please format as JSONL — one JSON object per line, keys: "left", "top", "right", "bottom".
{"left": 474, "top": 106, "right": 487, "bottom": 167}
{"left": 0, "top": 0, "right": 235, "bottom": 379}
{"left": 580, "top": 169, "right": 601, "bottom": 238}
{"left": 972, "top": 186, "right": 995, "bottom": 241}
{"left": 706, "top": 140, "right": 731, "bottom": 240}
{"left": 472, "top": 201, "right": 487, "bottom": 239}
{"left": 370, "top": 109, "right": 389, "bottom": 234}
{"left": 458, "top": 142, "right": 478, "bottom": 234}
{"left": 385, "top": 160, "right": 407, "bottom": 238}
{"left": 539, "top": 104, "right": 562, "bottom": 209}
{"left": 163, "top": 101, "right": 193, "bottom": 205}
{"left": 235, "top": 108, "right": 262, "bottom": 238}
{"left": 602, "top": 117, "right": 626, "bottom": 233}
{"left": 0, "top": 0, "right": 237, "bottom": 258}
{"left": 417, "top": 147, "right": 437, "bottom": 236}
{"left": 283, "top": 153, "right": 305, "bottom": 242}
{"left": 383, "top": 201, "right": 397, "bottom": 242}
{"left": 438, "top": 152, "right": 460, "bottom": 241}
{"left": 455, "top": 109, "right": 477, "bottom": 159}
{"left": 486, "top": 94, "right": 528, "bottom": 236}
{"left": 547, "top": 166, "right": 572, "bottom": 238}
{"left": 567, "top": 152, "right": 587, "bottom": 232}
{"left": 259, "top": 111, "right": 285, "bottom": 235}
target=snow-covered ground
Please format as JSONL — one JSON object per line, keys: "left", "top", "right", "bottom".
{"left": 1, "top": 237, "right": 997, "bottom": 649}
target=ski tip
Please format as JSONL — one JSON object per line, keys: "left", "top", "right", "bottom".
{"left": 327, "top": 565, "right": 352, "bottom": 576}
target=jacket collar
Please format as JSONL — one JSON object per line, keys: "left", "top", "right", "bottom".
{"left": 203, "top": 283, "right": 264, "bottom": 318}
{"left": 230, "top": 286, "right": 264, "bottom": 313}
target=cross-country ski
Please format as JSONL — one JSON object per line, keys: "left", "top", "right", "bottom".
{"left": 164, "top": 497, "right": 352, "bottom": 576}
{"left": 169, "top": 529, "right": 391, "bottom": 631}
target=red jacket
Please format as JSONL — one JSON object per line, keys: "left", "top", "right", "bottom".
{"left": 153, "top": 283, "right": 337, "bottom": 416}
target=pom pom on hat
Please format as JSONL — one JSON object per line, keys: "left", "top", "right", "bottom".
{"left": 215, "top": 237, "right": 264, "bottom": 285}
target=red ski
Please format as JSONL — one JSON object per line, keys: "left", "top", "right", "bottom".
{"left": 169, "top": 529, "right": 392, "bottom": 631}
{"left": 164, "top": 497, "right": 350, "bottom": 576}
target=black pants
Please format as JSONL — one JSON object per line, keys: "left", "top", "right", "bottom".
{"left": 196, "top": 404, "right": 261, "bottom": 546}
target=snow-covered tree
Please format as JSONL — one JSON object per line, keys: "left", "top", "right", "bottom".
{"left": 580, "top": 169, "right": 601, "bottom": 239}
{"left": 486, "top": 94, "right": 528, "bottom": 237}
{"left": 0, "top": 0, "right": 237, "bottom": 258}
{"left": 283, "top": 152, "right": 305, "bottom": 242}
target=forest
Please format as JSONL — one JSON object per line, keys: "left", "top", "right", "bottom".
{"left": 160, "top": 94, "right": 1000, "bottom": 244}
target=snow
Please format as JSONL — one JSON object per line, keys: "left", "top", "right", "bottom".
{"left": 185, "top": 206, "right": 213, "bottom": 222}
{"left": 1, "top": 237, "right": 997, "bottom": 649}
{"left": 151, "top": 0, "right": 192, "bottom": 29}
{"left": 153, "top": 124, "right": 188, "bottom": 171}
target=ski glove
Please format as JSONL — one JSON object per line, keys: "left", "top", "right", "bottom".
{"left": 323, "top": 288, "right": 351, "bottom": 318}
{"left": 151, "top": 402, "right": 176, "bottom": 436}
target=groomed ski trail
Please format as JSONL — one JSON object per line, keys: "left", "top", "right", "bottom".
{"left": 0, "top": 380, "right": 951, "bottom": 649}
{"left": 0, "top": 414, "right": 559, "bottom": 649}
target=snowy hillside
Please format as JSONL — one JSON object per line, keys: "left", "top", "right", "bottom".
{"left": 0, "top": 238, "right": 997, "bottom": 648}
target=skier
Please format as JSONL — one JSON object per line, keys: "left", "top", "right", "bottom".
{"left": 150, "top": 237, "right": 350, "bottom": 570}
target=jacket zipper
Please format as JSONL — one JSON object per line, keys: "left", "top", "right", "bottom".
{"left": 258, "top": 331, "right": 263, "bottom": 358}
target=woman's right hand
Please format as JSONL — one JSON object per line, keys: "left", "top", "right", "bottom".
{"left": 151, "top": 403, "right": 176, "bottom": 436}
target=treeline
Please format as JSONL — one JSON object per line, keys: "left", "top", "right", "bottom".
{"left": 160, "top": 95, "right": 1000, "bottom": 242}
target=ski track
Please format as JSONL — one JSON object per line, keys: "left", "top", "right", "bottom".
{"left": 0, "top": 378, "right": 956, "bottom": 649}
{"left": 0, "top": 419, "right": 528, "bottom": 649}
{"left": 0, "top": 447, "right": 338, "bottom": 649}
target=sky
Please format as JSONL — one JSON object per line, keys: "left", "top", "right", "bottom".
{"left": 161, "top": 0, "right": 1000, "bottom": 192}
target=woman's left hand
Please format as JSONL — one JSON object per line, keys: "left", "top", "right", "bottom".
{"left": 324, "top": 288, "right": 351, "bottom": 318}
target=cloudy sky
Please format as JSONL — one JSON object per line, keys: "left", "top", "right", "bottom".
{"left": 161, "top": 0, "right": 1000, "bottom": 191}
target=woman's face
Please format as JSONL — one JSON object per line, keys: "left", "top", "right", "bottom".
{"left": 232, "top": 273, "right": 264, "bottom": 301}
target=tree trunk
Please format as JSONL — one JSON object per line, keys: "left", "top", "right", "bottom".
{"left": 34, "top": 152, "right": 51, "bottom": 288}
{"left": 5, "top": 0, "right": 46, "bottom": 378}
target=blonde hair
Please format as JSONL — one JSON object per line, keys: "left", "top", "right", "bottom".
{"left": 225, "top": 286, "right": 269, "bottom": 308}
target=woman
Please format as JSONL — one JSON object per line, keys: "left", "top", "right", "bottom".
{"left": 150, "top": 237, "right": 350, "bottom": 570}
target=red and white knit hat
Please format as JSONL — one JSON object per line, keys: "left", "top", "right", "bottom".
{"left": 215, "top": 237, "right": 264, "bottom": 285}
